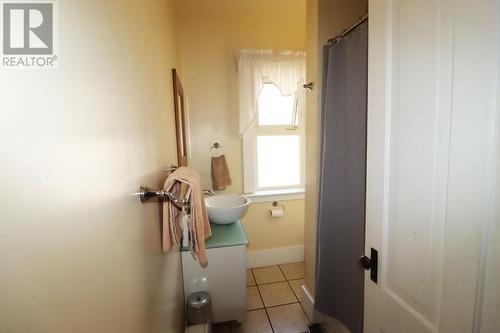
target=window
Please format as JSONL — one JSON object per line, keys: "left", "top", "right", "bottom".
{"left": 257, "top": 84, "right": 297, "bottom": 126}
{"left": 257, "top": 135, "right": 301, "bottom": 187}
{"left": 243, "top": 83, "right": 305, "bottom": 195}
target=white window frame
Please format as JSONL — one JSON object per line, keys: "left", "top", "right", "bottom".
{"left": 243, "top": 83, "right": 306, "bottom": 198}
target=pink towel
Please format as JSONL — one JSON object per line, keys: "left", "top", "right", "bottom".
{"left": 162, "top": 167, "right": 212, "bottom": 264}
{"left": 211, "top": 155, "right": 232, "bottom": 191}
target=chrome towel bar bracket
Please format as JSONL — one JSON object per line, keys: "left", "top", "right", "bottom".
{"left": 163, "top": 164, "right": 178, "bottom": 172}
{"left": 138, "top": 184, "right": 192, "bottom": 209}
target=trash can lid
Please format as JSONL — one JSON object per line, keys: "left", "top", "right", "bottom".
{"left": 188, "top": 292, "right": 210, "bottom": 308}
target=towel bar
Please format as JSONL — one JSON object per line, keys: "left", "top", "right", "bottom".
{"left": 138, "top": 184, "right": 192, "bottom": 208}
{"left": 163, "top": 164, "right": 178, "bottom": 172}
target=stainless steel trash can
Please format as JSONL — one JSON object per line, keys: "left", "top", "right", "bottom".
{"left": 187, "top": 292, "right": 212, "bottom": 326}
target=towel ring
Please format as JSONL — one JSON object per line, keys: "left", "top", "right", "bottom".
{"left": 210, "top": 142, "right": 224, "bottom": 158}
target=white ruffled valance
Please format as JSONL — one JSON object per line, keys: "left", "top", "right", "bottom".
{"left": 236, "top": 49, "right": 306, "bottom": 134}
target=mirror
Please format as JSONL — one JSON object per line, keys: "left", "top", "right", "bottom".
{"left": 172, "top": 68, "right": 188, "bottom": 167}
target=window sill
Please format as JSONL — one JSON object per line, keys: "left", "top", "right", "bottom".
{"left": 243, "top": 188, "right": 305, "bottom": 203}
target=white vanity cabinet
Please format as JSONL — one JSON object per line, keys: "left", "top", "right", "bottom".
{"left": 181, "top": 221, "right": 248, "bottom": 324}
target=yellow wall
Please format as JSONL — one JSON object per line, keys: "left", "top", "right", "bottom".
{"left": 177, "top": 8, "right": 307, "bottom": 252}
{"left": 243, "top": 200, "right": 306, "bottom": 251}
{"left": 304, "top": 0, "right": 368, "bottom": 295}
{"left": 0, "top": 1, "right": 184, "bottom": 332}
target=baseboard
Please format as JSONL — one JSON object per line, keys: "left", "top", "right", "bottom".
{"left": 246, "top": 245, "right": 304, "bottom": 268}
{"left": 301, "top": 285, "right": 316, "bottom": 323}
{"left": 301, "top": 285, "right": 324, "bottom": 324}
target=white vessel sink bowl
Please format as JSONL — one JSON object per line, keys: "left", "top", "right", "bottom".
{"left": 205, "top": 194, "right": 250, "bottom": 225}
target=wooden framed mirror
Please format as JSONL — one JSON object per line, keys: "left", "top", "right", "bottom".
{"left": 172, "top": 68, "right": 188, "bottom": 167}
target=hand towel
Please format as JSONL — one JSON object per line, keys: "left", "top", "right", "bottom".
{"left": 211, "top": 155, "right": 232, "bottom": 191}
{"left": 163, "top": 167, "right": 212, "bottom": 264}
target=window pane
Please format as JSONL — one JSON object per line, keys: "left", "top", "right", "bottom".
{"left": 257, "top": 135, "right": 300, "bottom": 188}
{"left": 258, "top": 84, "right": 296, "bottom": 126}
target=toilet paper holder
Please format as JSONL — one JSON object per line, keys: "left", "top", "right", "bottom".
{"left": 272, "top": 201, "right": 284, "bottom": 210}
{"left": 269, "top": 201, "right": 285, "bottom": 217}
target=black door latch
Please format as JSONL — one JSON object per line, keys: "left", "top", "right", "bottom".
{"left": 360, "top": 248, "right": 378, "bottom": 283}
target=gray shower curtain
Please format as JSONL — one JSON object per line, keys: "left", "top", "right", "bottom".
{"left": 314, "top": 20, "right": 368, "bottom": 333}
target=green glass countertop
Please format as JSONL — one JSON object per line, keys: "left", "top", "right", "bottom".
{"left": 181, "top": 220, "right": 248, "bottom": 251}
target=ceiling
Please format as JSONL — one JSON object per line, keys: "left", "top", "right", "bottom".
{"left": 175, "top": 0, "right": 306, "bottom": 28}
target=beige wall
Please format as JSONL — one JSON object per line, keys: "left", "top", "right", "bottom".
{"left": 0, "top": 1, "right": 184, "bottom": 332}
{"left": 177, "top": 7, "right": 307, "bottom": 251}
{"left": 304, "top": 0, "right": 368, "bottom": 295}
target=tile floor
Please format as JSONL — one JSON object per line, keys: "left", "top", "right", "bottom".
{"left": 212, "top": 262, "right": 310, "bottom": 333}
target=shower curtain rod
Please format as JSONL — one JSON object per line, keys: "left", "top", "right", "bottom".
{"left": 327, "top": 14, "right": 368, "bottom": 45}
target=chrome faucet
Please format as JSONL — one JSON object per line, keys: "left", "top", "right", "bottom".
{"left": 203, "top": 189, "right": 215, "bottom": 196}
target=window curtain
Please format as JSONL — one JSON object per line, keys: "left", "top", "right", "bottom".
{"left": 236, "top": 49, "right": 306, "bottom": 134}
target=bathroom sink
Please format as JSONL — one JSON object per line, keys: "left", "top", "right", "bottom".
{"left": 205, "top": 194, "right": 250, "bottom": 225}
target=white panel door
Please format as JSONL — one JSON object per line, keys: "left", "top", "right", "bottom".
{"left": 364, "top": 0, "right": 499, "bottom": 332}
